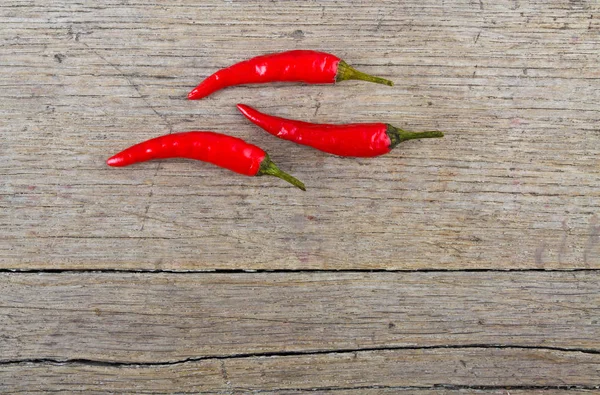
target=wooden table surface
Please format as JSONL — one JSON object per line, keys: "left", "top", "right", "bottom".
{"left": 2, "top": 0, "right": 599, "bottom": 392}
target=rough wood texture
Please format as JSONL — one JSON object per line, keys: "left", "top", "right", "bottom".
{"left": 1, "top": 272, "right": 599, "bottom": 392}
{"left": 2, "top": 0, "right": 600, "bottom": 393}
{"left": 1, "top": 272, "right": 598, "bottom": 362}
{"left": 2, "top": 348, "right": 599, "bottom": 393}
{"left": 2, "top": 0, "right": 599, "bottom": 270}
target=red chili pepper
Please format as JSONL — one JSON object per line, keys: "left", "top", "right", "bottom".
{"left": 237, "top": 104, "right": 444, "bottom": 158}
{"left": 188, "top": 50, "right": 393, "bottom": 100}
{"left": 107, "top": 131, "right": 306, "bottom": 190}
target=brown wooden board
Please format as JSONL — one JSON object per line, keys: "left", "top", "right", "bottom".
{"left": 2, "top": 0, "right": 600, "bottom": 392}
{"left": 2, "top": 348, "right": 599, "bottom": 393}
{"left": 1, "top": 0, "right": 599, "bottom": 269}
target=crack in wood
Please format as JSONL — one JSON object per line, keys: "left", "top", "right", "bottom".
{"left": 253, "top": 384, "right": 600, "bottom": 392}
{"left": 2, "top": 344, "right": 599, "bottom": 367}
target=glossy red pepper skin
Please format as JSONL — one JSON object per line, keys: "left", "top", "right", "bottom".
{"left": 107, "top": 132, "right": 306, "bottom": 190}
{"left": 188, "top": 50, "right": 393, "bottom": 100}
{"left": 238, "top": 104, "right": 389, "bottom": 157}
{"left": 107, "top": 132, "right": 263, "bottom": 175}
{"left": 237, "top": 104, "right": 444, "bottom": 158}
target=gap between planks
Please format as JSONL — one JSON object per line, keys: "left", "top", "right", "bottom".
{"left": 1, "top": 268, "right": 600, "bottom": 274}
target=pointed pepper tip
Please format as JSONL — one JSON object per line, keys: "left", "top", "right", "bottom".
{"left": 187, "top": 88, "right": 201, "bottom": 100}
{"left": 106, "top": 155, "right": 126, "bottom": 167}
{"left": 236, "top": 103, "right": 251, "bottom": 115}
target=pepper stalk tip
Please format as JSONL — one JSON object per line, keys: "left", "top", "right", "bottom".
{"left": 258, "top": 156, "right": 306, "bottom": 191}
{"left": 386, "top": 125, "right": 444, "bottom": 149}
{"left": 336, "top": 60, "right": 394, "bottom": 87}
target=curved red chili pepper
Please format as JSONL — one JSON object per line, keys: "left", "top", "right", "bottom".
{"left": 107, "top": 131, "right": 305, "bottom": 190}
{"left": 188, "top": 50, "right": 393, "bottom": 100}
{"left": 237, "top": 104, "right": 443, "bottom": 158}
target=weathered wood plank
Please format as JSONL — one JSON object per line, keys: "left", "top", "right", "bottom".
{"left": 1, "top": 0, "right": 599, "bottom": 269}
{"left": 2, "top": 348, "right": 598, "bottom": 393}
{"left": 1, "top": 272, "right": 598, "bottom": 362}
{"left": 253, "top": 392, "right": 596, "bottom": 395}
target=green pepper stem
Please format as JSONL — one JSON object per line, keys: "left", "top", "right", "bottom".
{"left": 258, "top": 156, "right": 306, "bottom": 191}
{"left": 386, "top": 125, "right": 444, "bottom": 150}
{"left": 336, "top": 60, "right": 394, "bottom": 86}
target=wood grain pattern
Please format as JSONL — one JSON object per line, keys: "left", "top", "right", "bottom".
{"left": 1, "top": 0, "right": 599, "bottom": 270}
{"left": 2, "top": 348, "right": 599, "bottom": 393}
{"left": 2, "top": 271, "right": 599, "bottom": 391}
{"left": 1, "top": 272, "right": 598, "bottom": 361}
{"left": 2, "top": 0, "right": 600, "bottom": 392}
